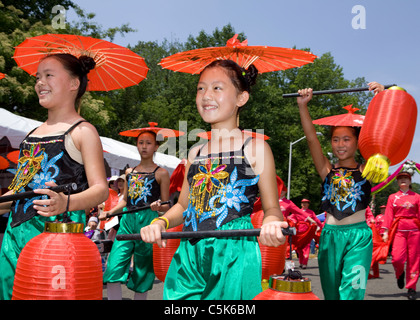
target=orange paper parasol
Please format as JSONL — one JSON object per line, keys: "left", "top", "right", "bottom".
{"left": 312, "top": 105, "right": 365, "bottom": 127}
{"left": 119, "top": 122, "right": 185, "bottom": 138}
{"left": 159, "top": 34, "right": 317, "bottom": 74}
{"left": 13, "top": 34, "right": 148, "bottom": 91}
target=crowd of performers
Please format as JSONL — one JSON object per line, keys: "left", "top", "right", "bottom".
{"left": 0, "top": 51, "right": 418, "bottom": 301}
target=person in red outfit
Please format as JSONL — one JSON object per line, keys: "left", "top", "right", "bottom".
{"left": 375, "top": 205, "right": 386, "bottom": 234}
{"left": 382, "top": 171, "right": 420, "bottom": 300}
{"left": 295, "top": 199, "right": 323, "bottom": 268}
{"left": 365, "top": 206, "right": 375, "bottom": 226}
{"left": 279, "top": 188, "right": 315, "bottom": 263}
{"left": 369, "top": 205, "right": 387, "bottom": 279}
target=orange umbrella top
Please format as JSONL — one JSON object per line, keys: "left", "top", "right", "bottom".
{"left": 159, "top": 34, "right": 317, "bottom": 74}
{"left": 119, "top": 122, "right": 185, "bottom": 138}
{"left": 196, "top": 130, "right": 269, "bottom": 140}
{"left": 13, "top": 34, "right": 149, "bottom": 91}
{"left": 312, "top": 105, "right": 365, "bottom": 127}
{"left": 0, "top": 73, "right": 5, "bottom": 80}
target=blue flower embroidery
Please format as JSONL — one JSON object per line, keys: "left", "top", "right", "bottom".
{"left": 16, "top": 151, "right": 64, "bottom": 214}
{"left": 323, "top": 176, "right": 366, "bottom": 212}
{"left": 183, "top": 202, "right": 198, "bottom": 231}
{"left": 131, "top": 177, "right": 155, "bottom": 206}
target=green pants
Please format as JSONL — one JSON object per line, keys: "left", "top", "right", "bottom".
{"left": 0, "top": 211, "right": 85, "bottom": 300}
{"left": 103, "top": 208, "right": 158, "bottom": 293}
{"left": 163, "top": 215, "right": 262, "bottom": 300}
{"left": 318, "top": 221, "right": 373, "bottom": 300}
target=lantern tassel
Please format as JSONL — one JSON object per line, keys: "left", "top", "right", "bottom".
{"left": 362, "top": 154, "right": 390, "bottom": 183}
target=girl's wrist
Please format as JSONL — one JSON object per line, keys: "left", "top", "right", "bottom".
{"left": 150, "top": 216, "right": 169, "bottom": 230}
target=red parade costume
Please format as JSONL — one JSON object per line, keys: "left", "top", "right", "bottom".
{"left": 382, "top": 190, "right": 420, "bottom": 291}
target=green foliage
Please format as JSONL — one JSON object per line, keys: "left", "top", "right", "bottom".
{"left": 0, "top": 2, "right": 379, "bottom": 213}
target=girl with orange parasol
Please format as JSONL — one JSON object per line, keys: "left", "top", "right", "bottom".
{"left": 0, "top": 53, "right": 109, "bottom": 300}
{"left": 140, "top": 60, "right": 288, "bottom": 300}
{"left": 99, "top": 127, "right": 171, "bottom": 300}
{"left": 296, "top": 82, "right": 384, "bottom": 300}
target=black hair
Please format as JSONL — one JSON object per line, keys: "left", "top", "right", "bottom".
{"left": 202, "top": 60, "right": 259, "bottom": 94}
{"left": 41, "top": 53, "right": 96, "bottom": 109}
{"left": 136, "top": 130, "right": 161, "bottom": 146}
{"left": 330, "top": 126, "right": 361, "bottom": 140}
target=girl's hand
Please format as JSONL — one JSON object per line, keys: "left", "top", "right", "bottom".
{"left": 150, "top": 199, "right": 162, "bottom": 212}
{"left": 32, "top": 181, "right": 68, "bottom": 217}
{"left": 382, "top": 231, "right": 389, "bottom": 243}
{"left": 297, "top": 88, "right": 313, "bottom": 106}
{"left": 259, "top": 220, "right": 288, "bottom": 247}
{"left": 141, "top": 221, "right": 167, "bottom": 248}
{"left": 98, "top": 210, "right": 108, "bottom": 221}
{"left": 368, "top": 82, "right": 385, "bottom": 95}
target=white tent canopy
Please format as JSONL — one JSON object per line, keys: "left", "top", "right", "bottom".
{"left": 0, "top": 108, "right": 181, "bottom": 176}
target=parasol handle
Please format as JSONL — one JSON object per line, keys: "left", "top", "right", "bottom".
{"left": 0, "top": 183, "right": 77, "bottom": 203}
{"left": 116, "top": 227, "right": 296, "bottom": 241}
{"left": 282, "top": 84, "right": 397, "bottom": 98}
{"left": 107, "top": 201, "right": 171, "bottom": 218}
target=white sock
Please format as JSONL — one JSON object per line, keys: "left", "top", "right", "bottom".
{"left": 134, "top": 292, "right": 148, "bottom": 300}
{"left": 107, "top": 282, "right": 122, "bottom": 300}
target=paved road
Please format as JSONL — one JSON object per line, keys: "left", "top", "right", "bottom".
{"left": 105, "top": 256, "right": 412, "bottom": 301}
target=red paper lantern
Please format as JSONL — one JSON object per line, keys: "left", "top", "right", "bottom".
{"left": 12, "top": 222, "right": 103, "bottom": 300}
{"left": 251, "top": 210, "right": 287, "bottom": 280}
{"left": 253, "top": 275, "right": 320, "bottom": 300}
{"left": 153, "top": 224, "right": 183, "bottom": 282}
{"left": 359, "top": 87, "right": 417, "bottom": 183}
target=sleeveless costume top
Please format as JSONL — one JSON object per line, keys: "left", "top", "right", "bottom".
{"left": 126, "top": 166, "right": 161, "bottom": 209}
{"left": 183, "top": 137, "right": 259, "bottom": 232}
{"left": 8, "top": 120, "right": 89, "bottom": 228}
{"left": 320, "top": 165, "right": 371, "bottom": 221}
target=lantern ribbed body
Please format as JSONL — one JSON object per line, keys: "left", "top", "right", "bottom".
{"left": 153, "top": 224, "right": 183, "bottom": 282}
{"left": 359, "top": 88, "right": 417, "bottom": 166}
{"left": 251, "top": 210, "right": 287, "bottom": 280}
{"left": 12, "top": 223, "right": 103, "bottom": 300}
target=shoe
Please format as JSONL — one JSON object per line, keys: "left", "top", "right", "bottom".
{"left": 407, "top": 289, "right": 417, "bottom": 300}
{"left": 397, "top": 272, "right": 405, "bottom": 289}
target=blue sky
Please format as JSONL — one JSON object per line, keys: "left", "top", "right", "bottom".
{"left": 68, "top": 0, "right": 420, "bottom": 182}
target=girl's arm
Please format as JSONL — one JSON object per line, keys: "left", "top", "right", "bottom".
{"left": 0, "top": 190, "right": 13, "bottom": 214}
{"left": 33, "top": 122, "right": 109, "bottom": 216}
{"left": 150, "top": 167, "right": 171, "bottom": 213}
{"left": 247, "top": 139, "right": 288, "bottom": 247}
{"left": 297, "top": 88, "right": 331, "bottom": 181}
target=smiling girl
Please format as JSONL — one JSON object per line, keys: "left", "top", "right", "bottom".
{"left": 140, "top": 60, "right": 287, "bottom": 300}
{"left": 296, "top": 82, "right": 384, "bottom": 300}
{"left": 0, "top": 53, "right": 109, "bottom": 299}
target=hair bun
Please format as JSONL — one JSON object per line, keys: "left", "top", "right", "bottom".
{"left": 79, "top": 55, "right": 96, "bottom": 74}
{"left": 243, "top": 64, "right": 258, "bottom": 87}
